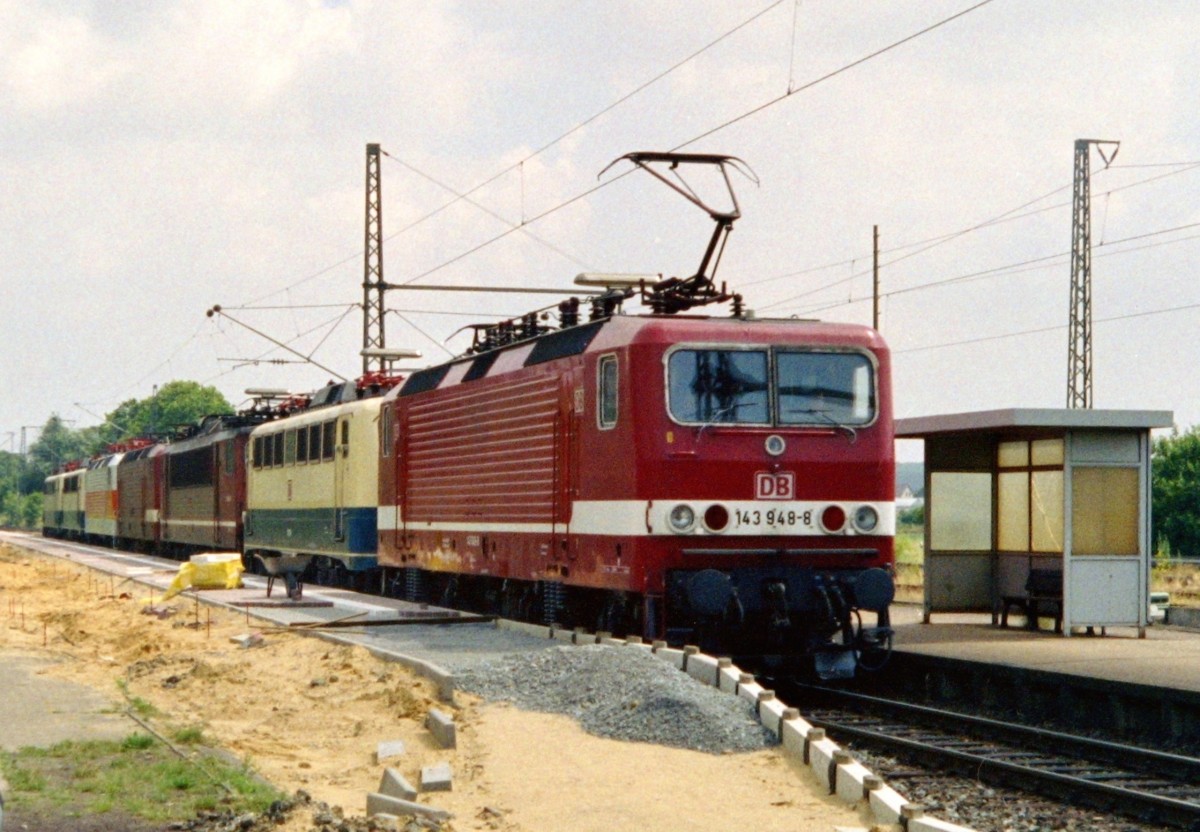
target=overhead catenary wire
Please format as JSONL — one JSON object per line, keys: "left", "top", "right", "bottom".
{"left": 238, "top": 2, "right": 786, "bottom": 307}
{"left": 388, "top": 0, "right": 999, "bottom": 289}
{"left": 757, "top": 161, "right": 1200, "bottom": 307}
{"left": 896, "top": 297, "right": 1200, "bottom": 356}
{"left": 784, "top": 224, "right": 1200, "bottom": 319}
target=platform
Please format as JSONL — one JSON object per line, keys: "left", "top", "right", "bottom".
{"left": 880, "top": 604, "right": 1200, "bottom": 743}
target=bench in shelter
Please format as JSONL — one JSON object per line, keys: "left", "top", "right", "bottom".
{"left": 1000, "top": 568, "right": 1063, "bottom": 633}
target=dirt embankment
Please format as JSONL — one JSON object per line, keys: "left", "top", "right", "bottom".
{"left": 0, "top": 545, "right": 874, "bottom": 832}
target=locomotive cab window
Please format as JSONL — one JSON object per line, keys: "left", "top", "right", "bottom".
{"left": 668, "top": 348, "right": 769, "bottom": 424}
{"left": 667, "top": 346, "right": 876, "bottom": 427}
{"left": 777, "top": 351, "right": 875, "bottom": 426}
{"left": 598, "top": 354, "right": 618, "bottom": 429}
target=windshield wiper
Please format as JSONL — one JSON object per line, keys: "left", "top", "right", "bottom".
{"left": 696, "top": 401, "right": 755, "bottom": 444}
{"left": 784, "top": 408, "right": 858, "bottom": 443}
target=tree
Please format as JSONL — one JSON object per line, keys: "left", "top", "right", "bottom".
{"left": 103, "top": 381, "right": 233, "bottom": 441}
{"left": 1151, "top": 427, "right": 1200, "bottom": 558}
{"left": 25, "top": 415, "right": 90, "bottom": 487}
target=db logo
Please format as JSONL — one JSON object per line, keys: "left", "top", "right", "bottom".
{"left": 755, "top": 471, "right": 794, "bottom": 500}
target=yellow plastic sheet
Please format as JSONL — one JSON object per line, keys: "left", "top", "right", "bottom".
{"left": 160, "top": 553, "right": 244, "bottom": 601}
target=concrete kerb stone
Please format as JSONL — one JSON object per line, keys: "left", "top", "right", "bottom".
{"left": 652, "top": 643, "right": 686, "bottom": 669}
{"left": 718, "top": 664, "right": 741, "bottom": 694}
{"left": 737, "top": 678, "right": 764, "bottom": 707}
{"left": 809, "top": 735, "right": 840, "bottom": 791}
{"left": 909, "top": 815, "right": 979, "bottom": 832}
{"left": 868, "top": 783, "right": 912, "bottom": 826}
{"left": 550, "top": 625, "right": 575, "bottom": 644}
{"left": 352, "top": 639, "right": 456, "bottom": 703}
{"left": 366, "top": 792, "right": 451, "bottom": 822}
{"left": 685, "top": 652, "right": 720, "bottom": 686}
{"left": 494, "top": 618, "right": 553, "bottom": 639}
{"left": 758, "top": 695, "right": 789, "bottom": 737}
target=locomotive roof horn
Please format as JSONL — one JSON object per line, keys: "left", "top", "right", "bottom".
{"left": 599, "top": 151, "right": 758, "bottom": 316}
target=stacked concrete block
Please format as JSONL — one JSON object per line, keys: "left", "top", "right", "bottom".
{"left": 425, "top": 708, "right": 456, "bottom": 749}
{"left": 378, "top": 768, "right": 418, "bottom": 801}
{"left": 375, "top": 740, "right": 405, "bottom": 764}
{"left": 366, "top": 792, "right": 451, "bottom": 822}
{"left": 421, "top": 762, "right": 453, "bottom": 792}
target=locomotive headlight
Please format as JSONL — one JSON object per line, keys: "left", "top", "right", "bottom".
{"left": 668, "top": 504, "right": 696, "bottom": 533}
{"left": 853, "top": 505, "right": 879, "bottom": 533}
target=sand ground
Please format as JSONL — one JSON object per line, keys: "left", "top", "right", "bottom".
{"left": 0, "top": 543, "right": 878, "bottom": 831}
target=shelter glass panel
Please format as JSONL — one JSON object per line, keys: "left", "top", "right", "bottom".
{"left": 998, "top": 440, "right": 1029, "bottom": 468}
{"left": 997, "top": 471, "right": 1030, "bottom": 551}
{"left": 1031, "top": 438, "right": 1065, "bottom": 467}
{"left": 1030, "top": 470, "right": 1064, "bottom": 552}
{"left": 929, "top": 472, "right": 992, "bottom": 551}
{"left": 1072, "top": 467, "right": 1140, "bottom": 555}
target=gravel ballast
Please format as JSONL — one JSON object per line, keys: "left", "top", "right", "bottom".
{"left": 454, "top": 644, "right": 774, "bottom": 754}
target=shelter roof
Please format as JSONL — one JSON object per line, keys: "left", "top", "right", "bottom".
{"left": 896, "top": 408, "right": 1174, "bottom": 439}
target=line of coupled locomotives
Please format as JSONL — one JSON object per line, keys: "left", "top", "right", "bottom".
{"left": 41, "top": 153, "right": 897, "bottom": 678}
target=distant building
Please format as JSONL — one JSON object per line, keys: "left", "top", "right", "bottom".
{"left": 896, "top": 484, "right": 923, "bottom": 510}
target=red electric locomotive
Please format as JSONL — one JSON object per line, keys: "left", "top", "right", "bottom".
{"left": 377, "top": 153, "right": 896, "bottom": 676}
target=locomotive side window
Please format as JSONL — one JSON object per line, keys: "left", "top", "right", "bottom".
{"left": 382, "top": 408, "right": 394, "bottom": 457}
{"left": 252, "top": 436, "right": 263, "bottom": 470}
{"left": 308, "top": 423, "right": 322, "bottom": 462}
{"left": 272, "top": 433, "right": 284, "bottom": 468}
{"left": 667, "top": 349, "right": 769, "bottom": 424}
{"left": 322, "top": 421, "right": 336, "bottom": 460}
{"left": 598, "top": 354, "right": 618, "bottom": 429}
{"left": 284, "top": 430, "right": 297, "bottom": 465}
{"left": 225, "top": 441, "right": 236, "bottom": 475}
{"left": 297, "top": 426, "right": 309, "bottom": 464}
{"left": 777, "top": 351, "right": 875, "bottom": 426}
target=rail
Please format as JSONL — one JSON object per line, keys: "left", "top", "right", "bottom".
{"left": 792, "top": 684, "right": 1200, "bottom": 829}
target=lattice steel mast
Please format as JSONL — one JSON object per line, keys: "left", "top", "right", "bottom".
{"left": 363, "top": 143, "right": 386, "bottom": 374}
{"left": 1067, "top": 138, "right": 1118, "bottom": 409}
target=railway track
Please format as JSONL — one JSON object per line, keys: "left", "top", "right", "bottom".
{"left": 792, "top": 684, "right": 1200, "bottom": 829}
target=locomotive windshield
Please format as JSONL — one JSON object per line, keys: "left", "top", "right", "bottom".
{"left": 667, "top": 347, "right": 875, "bottom": 427}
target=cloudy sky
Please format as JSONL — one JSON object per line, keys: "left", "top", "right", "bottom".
{"left": 2, "top": 0, "right": 1197, "bottom": 458}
